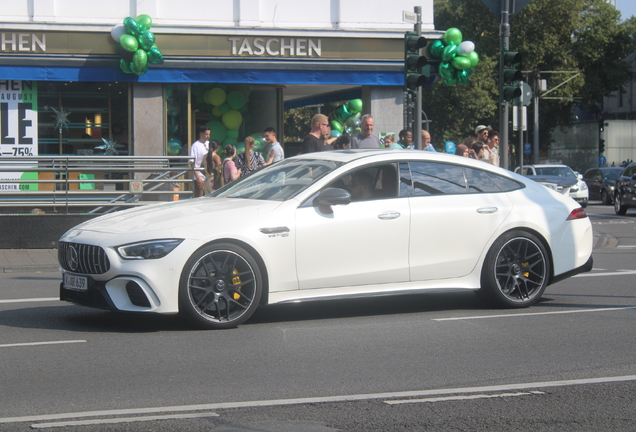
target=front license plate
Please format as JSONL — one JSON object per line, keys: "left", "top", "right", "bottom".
{"left": 63, "top": 273, "right": 88, "bottom": 291}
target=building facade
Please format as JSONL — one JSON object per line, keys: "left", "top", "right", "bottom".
{"left": 1, "top": 0, "right": 438, "bottom": 159}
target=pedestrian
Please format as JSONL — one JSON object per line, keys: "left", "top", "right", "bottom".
{"left": 383, "top": 134, "right": 395, "bottom": 147}
{"left": 190, "top": 125, "right": 210, "bottom": 197}
{"left": 222, "top": 145, "right": 241, "bottom": 183}
{"left": 455, "top": 144, "right": 470, "bottom": 157}
{"left": 350, "top": 114, "right": 381, "bottom": 149}
{"left": 236, "top": 136, "right": 265, "bottom": 178}
{"left": 201, "top": 139, "right": 222, "bottom": 194}
{"left": 486, "top": 130, "right": 500, "bottom": 166}
{"left": 263, "top": 126, "right": 284, "bottom": 166}
{"left": 333, "top": 134, "right": 350, "bottom": 150}
{"left": 471, "top": 142, "right": 486, "bottom": 161}
{"left": 393, "top": 129, "right": 412, "bottom": 149}
{"left": 323, "top": 124, "right": 337, "bottom": 150}
{"left": 301, "top": 114, "right": 328, "bottom": 153}
{"left": 422, "top": 130, "right": 436, "bottom": 151}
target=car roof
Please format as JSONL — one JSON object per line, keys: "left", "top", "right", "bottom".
{"left": 290, "top": 148, "right": 460, "bottom": 164}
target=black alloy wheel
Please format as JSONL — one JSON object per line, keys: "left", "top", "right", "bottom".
{"left": 614, "top": 192, "right": 627, "bottom": 215}
{"left": 601, "top": 189, "right": 611, "bottom": 205}
{"left": 179, "top": 243, "right": 262, "bottom": 329}
{"left": 479, "top": 231, "right": 550, "bottom": 308}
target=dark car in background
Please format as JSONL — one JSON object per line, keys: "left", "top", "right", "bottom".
{"left": 614, "top": 163, "right": 636, "bottom": 215}
{"left": 583, "top": 167, "right": 624, "bottom": 205}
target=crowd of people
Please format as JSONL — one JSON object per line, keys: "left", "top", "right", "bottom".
{"left": 189, "top": 114, "right": 502, "bottom": 196}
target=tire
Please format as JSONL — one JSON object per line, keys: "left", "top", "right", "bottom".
{"left": 601, "top": 190, "right": 611, "bottom": 205}
{"left": 580, "top": 201, "right": 587, "bottom": 208}
{"left": 179, "top": 243, "right": 262, "bottom": 329}
{"left": 479, "top": 231, "right": 550, "bottom": 308}
{"left": 614, "top": 192, "right": 627, "bottom": 215}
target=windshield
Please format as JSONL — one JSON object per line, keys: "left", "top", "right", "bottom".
{"left": 603, "top": 170, "right": 621, "bottom": 181}
{"left": 535, "top": 166, "right": 577, "bottom": 179}
{"left": 211, "top": 159, "right": 343, "bottom": 201}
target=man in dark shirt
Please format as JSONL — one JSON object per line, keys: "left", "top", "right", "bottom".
{"left": 301, "top": 114, "right": 329, "bottom": 153}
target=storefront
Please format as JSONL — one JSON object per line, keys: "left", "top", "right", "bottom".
{"left": 0, "top": 29, "right": 429, "bottom": 158}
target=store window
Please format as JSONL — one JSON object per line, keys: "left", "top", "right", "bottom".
{"left": 37, "top": 82, "right": 130, "bottom": 156}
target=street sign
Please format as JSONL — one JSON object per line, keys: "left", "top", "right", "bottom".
{"left": 445, "top": 141, "right": 456, "bottom": 154}
{"left": 599, "top": 156, "right": 607, "bottom": 166}
{"left": 524, "top": 142, "right": 531, "bottom": 154}
{"left": 402, "top": 10, "right": 417, "bottom": 24}
{"left": 511, "top": 81, "right": 532, "bottom": 106}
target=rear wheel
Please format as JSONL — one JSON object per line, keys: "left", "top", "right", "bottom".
{"left": 601, "top": 190, "right": 611, "bottom": 205}
{"left": 479, "top": 231, "right": 550, "bottom": 308}
{"left": 179, "top": 243, "right": 262, "bottom": 329}
{"left": 614, "top": 192, "right": 627, "bottom": 215}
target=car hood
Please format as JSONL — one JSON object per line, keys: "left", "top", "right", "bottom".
{"left": 70, "top": 197, "right": 284, "bottom": 235}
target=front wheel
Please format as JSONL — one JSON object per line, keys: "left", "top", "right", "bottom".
{"left": 479, "top": 231, "right": 550, "bottom": 308}
{"left": 179, "top": 243, "right": 262, "bottom": 329}
{"left": 601, "top": 189, "right": 611, "bottom": 205}
{"left": 614, "top": 192, "right": 627, "bottom": 215}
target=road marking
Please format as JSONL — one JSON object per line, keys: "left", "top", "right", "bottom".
{"left": 32, "top": 412, "right": 219, "bottom": 429}
{"left": 2, "top": 375, "right": 635, "bottom": 425}
{"left": 0, "top": 297, "right": 58, "bottom": 304}
{"left": 432, "top": 306, "right": 636, "bottom": 321}
{"left": 616, "top": 245, "right": 636, "bottom": 248}
{"left": 0, "top": 340, "right": 86, "bottom": 348}
{"left": 385, "top": 391, "right": 545, "bottom": 405}
{"left": 575, "top": 270, "right": 636, "bottom": 277}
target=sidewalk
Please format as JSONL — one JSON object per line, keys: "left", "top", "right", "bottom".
{"left": 0, "top": 249, "right": 59, "bottom": 273}
{"left": 0, "top": 230, "right": 613, "bottom": 274}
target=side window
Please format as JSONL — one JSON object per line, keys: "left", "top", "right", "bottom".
{"left": 583, "top": 170, "right": 595, "bottom": 180}
{"left": 627, "top": 166, "right": 636, "bottom": 177}
{"left": 485, "top": 172, "right": 524, "bottom": 192}
{"left": 399, "top": 162, "right": 412, "bottom": 197}
{"left": 324, "top": 163, "right": 400, "bottom": 201}
{"left": 465, "top": 167, "right": 502, "bottom": 193}
{"left": 410, "top": 161, "right": 466, "bottom": 196}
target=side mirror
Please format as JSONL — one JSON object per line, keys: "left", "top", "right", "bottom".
{"left": 313, "top": 187, "right": 351, "bottom": 214}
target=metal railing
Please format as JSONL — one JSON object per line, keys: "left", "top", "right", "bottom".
{"left": 0, "top": 156, "right": 198, "bottom": 214}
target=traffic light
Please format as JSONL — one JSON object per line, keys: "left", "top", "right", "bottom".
{"left": 599, "top": 139, "right": 606, "bottom": 154}
{"left": 502, "top": 50, "right": 522, "bottom": 102}
{"left": 404, "top": 31, "right": 429, "bottom": 92}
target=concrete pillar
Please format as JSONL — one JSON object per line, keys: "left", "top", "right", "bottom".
{"left": 132, "top": 83, "right": 164, "bottom": 157}
{"left": 362, "top": 86, "right": 404, "bottom": 140}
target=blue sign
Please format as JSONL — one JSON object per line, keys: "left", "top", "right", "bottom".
{"left": 524, "top": 143, "right": 531, "bottom": 154}
{"left": 445, "top": 141, "right": 456, "bottom": 154}
{"left": 599, "top": 156, "right": 606, "bottom": 166}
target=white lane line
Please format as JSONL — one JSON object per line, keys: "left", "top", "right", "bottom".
{"left": 432, "top": 306, "right": 636, "bottom": 321}
{"left": 0, "top": 340, "right": 86, "bottom": 348}
{"left": 385, "top": 391, "right": 545, "bottom": 405}
{"left": 617, "top": 245, "right": 636, "bottom": 248}
{"left": 2, "top": 375, "right": 636, "bottom": 425}
{"left": 0, "top": 297, "right": 58, "bottom": 304}
{"left": 32, "top": 412, "right": 219, "bottom": 429}
{"left": 575, "top": 270, "right": 636, "bottom": 277}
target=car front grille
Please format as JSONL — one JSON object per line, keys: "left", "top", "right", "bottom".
{"left": 58, "top": 242, "right": 111, "bottom": 275}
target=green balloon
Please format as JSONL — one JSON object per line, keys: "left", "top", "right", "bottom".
{"left": 347, "top": 99, "right": 363, "bottom": 114}
{"left": 443, "top": 28, "right": 463, "bottom": 46}
{"left": 220, "top": 102, "right": 230, "bottom": 114}
{"left": 167, "top": 137, "right": 182, "bottom": 155}
{"left": 138, "top": 31, "right": 155, "bottom": 51}
{"left": 457, "top": 70, "right": 469, "bottom": 84}
{"left": 123, "top": 17, "right": 140, "bottom": 36}
{"left": 234, "top": 142, "right": 245, "bottom": 153}
{"left": 429, "top": 39, "right": 445, "bottom": 58}
{"left": 212, "top": 106, "right": 223, "bottom": 117}
{"left": 136, "top": 14, "right": 153, "bottom": 31}
{"left": 466, "top": 51, "right": 479, "bottom": 68}
{"left": 442, "top": 44, "right": 458, "bottom": 63}
{"left": 227, "top": 91, "right": 246, "bottom": 110}
{"left": 331, "top": 120, "right": 343, "bottom": 132}
{"left": 452, "top": 56, "right": 472, "bottom": 70}
{"left": 119, "top": 58, "right": 132, "bottom": 74}
{"left": 133, "top": 49, "right": 148, "bottom": 70}
{"left": 119, "top": 34, "right": 138, "bottom": 52}
{"left": 226, "top": 129, "right": 239, "bottom": 139}
{"left": 334, "top": 104, "right": 350, "bottom": 122}
{"left": 207, "top": 88, "right": 226, "bottom": 106}
{"left": 206, "top": 120, "right": 227, "bottom": 142}
{"left": 147, "top": 46, "right": 163, "bottom": 65}
{"left": 439, "top": 62, "right": 454, "bottom": 80}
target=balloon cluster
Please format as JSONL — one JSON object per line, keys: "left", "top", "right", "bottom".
{"left": 329, "top": 99, "right": 363, "bottom": 138}
{"left": 111, "top": 15, "right": 164, "bottom": 75}
{"left": 428, "top": 28, "right": 478, "bottom": 86}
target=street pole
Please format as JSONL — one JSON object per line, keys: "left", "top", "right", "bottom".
{"left": 533, "top": 69, "right": 540, "bottom": 164}
{"left": 499, "top": 0, "right": 510, "bottom": 169}
{"left": 414, "top": 6, "right": 423, "bottom": 150}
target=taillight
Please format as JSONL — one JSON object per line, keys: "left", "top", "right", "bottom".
{"left": 567, "top": 207, "right": 588, "bottom": 220}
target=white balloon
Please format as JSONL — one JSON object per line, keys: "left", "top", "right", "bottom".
{"left": 110, "top": 25, "right": 126, "bottom": 42}
{"left": 457, "top": 41, "right": 475, "bottom": 56}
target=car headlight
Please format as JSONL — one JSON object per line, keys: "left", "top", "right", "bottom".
{"left": 580, "top": 182, "right": 588, "bottom": 191}
{"left": 116, "top": 239, "right": 184, "bottom": 260}
{"left": 609, "top": 185, "right": 615, "bottom": 191}
{"left": 570, "top": 185, "right": 579, "bottom": 192}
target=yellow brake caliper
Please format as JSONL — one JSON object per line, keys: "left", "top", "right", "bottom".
{"left": 522, "top": 262, "right": 530, "bottom": 278}
{"left": 232, "top": 268, "right": 242, "bottom": 300}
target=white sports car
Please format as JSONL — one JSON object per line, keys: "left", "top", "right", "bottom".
{"left": 58, "top": 150, "right": 593, "bottom": 329}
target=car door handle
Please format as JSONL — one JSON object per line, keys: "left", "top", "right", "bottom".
{"left": 378, "top": 211, "right": 401, "bottom": 220}
{"left": 476, "top": 207, "right": 498, "bottom": 214}
{"left": 260, "top": 227, "right": 290, "bottom": 234}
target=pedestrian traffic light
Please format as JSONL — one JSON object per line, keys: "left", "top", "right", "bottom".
{"left": 502, "top": 50, "right": 522, "bottom": 102}
{"left": 599, "top": 139, "right": 606, "bottom": 153}
{"left": 404, "top": 31, "right": 429, "bottom": 92}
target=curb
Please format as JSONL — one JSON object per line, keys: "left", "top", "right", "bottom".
{"left": 2, "top": 265, "right": 59, "bottom": 274}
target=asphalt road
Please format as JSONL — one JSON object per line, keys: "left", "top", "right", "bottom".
{"left": 0, "top": 202, "right": 635, "bottom": 431}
